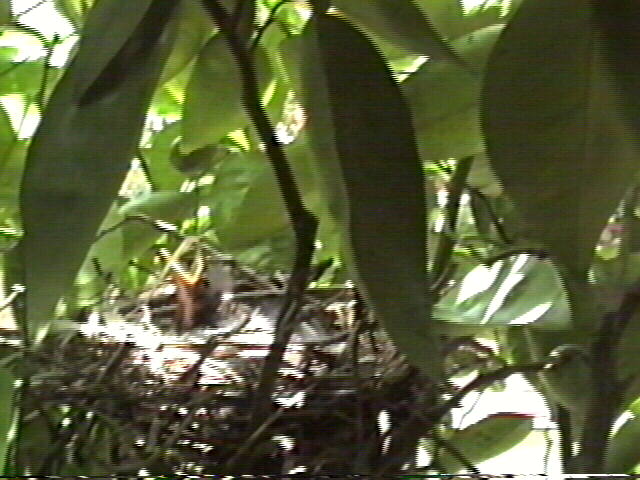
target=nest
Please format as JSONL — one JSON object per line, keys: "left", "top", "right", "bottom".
{"left": 7, "top": 273, "right": 444, "bottom": 476}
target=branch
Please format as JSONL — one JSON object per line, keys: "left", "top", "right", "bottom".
{"left": 200, "top": 0, "right": 318, "bottom": 452}
{"left": 573, "top": 280, "right": 640, "bottom": 472}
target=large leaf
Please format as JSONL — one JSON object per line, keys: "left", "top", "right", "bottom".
{"left": 140, "top": 121, "right": 186, "bottom": 191}
{"left": 120, "top": 191, "right": 197, "bottom": 259}
{"left": 511, "top": 326, "right": 592, "bottom": 443}
{"left": 10, "top": 0, "right": 179, "bottom": 345}
{"left": 205, "top": 140, "right": 320, "bottom": 251}
{"left": 416, "top": 0, "right": 513, "bottom": 40}
{"left": 481, "top": 0, "right": 640, "bottom": 284}
{"left": 330, "top": 0, "right": 462, "bottom": 64}
{"left": 434, "top": 254, "right": 570, "bottom": 330}
{"left": 605, "top": 413, "right": 640, "bottom": 473}
{"left": 54, "top": 0, "right": 94, "bottom": 29}
{"left": 298, "top": 12, "right": 441, "bottom": 378}
{"left": 181, "top": 34, "right": 272, "bottom": 153}
{"left": 157, "top": 0, "right": 214, "bottom": 85}
{"left": 438, "top": 412, "right": 533, "bottom": 473}
{"left": 402, "top": 24, "right": 503, "bottom": 162}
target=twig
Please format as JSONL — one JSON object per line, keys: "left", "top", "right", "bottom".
{"left": 467, "top": 185, "right": 513, "bottom": 246}
{"left": 251, "top": 0, "right": 290, "bottom": 51}
{"left": 432, "top": 156, "right": 473, "bottom": 286}
{"left": 136, "top": 147, "right": 156, "bottom": 191}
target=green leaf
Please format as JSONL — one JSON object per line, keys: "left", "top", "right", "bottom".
{"left": 54, "top": 0, "right": 94, "bottom": 29}
{"left": 298, "top": 13, "right": 442, "bottom": 379}
{"left": 140, "top": 121, "right": 186, "bottom": 191}
{"left": 0, "top": 139, "right": 27, "bottom": 222}
{"left": 11, "top": 0, "right": 179, "bottom": 345}
{"left": 331, "top": 0, "right": 463, "bottom": 64}
{"left": 414, "top": 0, "right": 465, "bottom": 40}
{"left": 120, "top": 190, "right": 197, "bottom": 220}
{"left": 616, "top": 308, "right": 640, "bottom": 407}
{"left": 403, "top": 24, "right": 503, "bottom": 162}
{"left": 205, "top": 140, "right": 319, "bottom": 250}
{"left": 78, "top": 203, "right": 125, "bottom": 278}
{"left": 481, "top": 0, "right": 640, "bottom": 283}
{"left": 514, "top": 327, "right": 592, "bottom": 442}
{"left": 434, "top": 254, "right": 570, "bottom": 330}
{"left": 120, "top": 191, "right": 197, "bottom": 262}
{"left": 605, "top": 413, "right": 640, "bottom": 473}
{"left": 181, "top": 34, "right": 272, "bottom": 153}
{"left": 170, "top": 141, "right": 225, "bottom": 178}
{"left": 467, "top": 152, "right": 502, "bottom": 197}
{"left": 0, "top": 59, "right": 49, "bottom": 98}
{"left": 158, "top": 0, "right": 214, "bottom": 85}
{"left": 438, "top": 412, "right": 534, "bottom": 472}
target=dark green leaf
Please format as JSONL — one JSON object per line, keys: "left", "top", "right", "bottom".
{"left": 140, "top": 121, "right": 187, "bottom": 191}
{"left": 182, "top": 34, "right": 272, "bottom": 153}
{"left": 12, "top": 0, "right": 179, "bottom": 344}
{"left": 403, "top": 25, "right": 503, "bottom": 162}
{"left": 605, "top": 414, "right": 640, "bottom": 473}
{"left": 158, "top": 0, "right": 214, "bottom": 85}
{"left": 299, "top": 13, "right": 441, "bottom": 379}
{"left": 438, "top": 413, "right": 533, "bottom": 473}
{"left": 331, "top": 0, "right": 463, "bottom": 65}
{"left": 482, "top": 0, "right": 640, "bottom": 283}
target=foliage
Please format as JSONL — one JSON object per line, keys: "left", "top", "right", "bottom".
{"left": 1, "top": 0, "right": 640, "bottom": 475}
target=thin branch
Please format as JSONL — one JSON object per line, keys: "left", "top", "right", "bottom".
{"left": 36, "top": 34, "right": 60, "bottom": 110}
{"left": 467, "top": 185, "right": 513, "bottom": 245}
{"left": 251, "top": 0, "right": 290, "bottom": 51}
{"left": 432, "top": 156, "right": 473, "bottom": 285}
{"left": 200, "top": 0, "right": 318, "bottom": 447}
{"left": 136, "top": 147, "right": 156, "bottom": 191}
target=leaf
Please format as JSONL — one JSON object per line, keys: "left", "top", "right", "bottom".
{"left": 434, "top": 254, "right": 570, "bottom": 330}
{"left": 331, "top": 0, "right": 463, "bottom": 65}
{"left": 181, "top": 34, "right": 272, "bottom": 153}
{"left": 11, "top": 0, "right": 179, "bottom": 345}
{"left": 481, "top": 0, "right": 640, "bottom": 284}
{"left": 158, "top": 0, "right": 214, "bottom": 85}
{"left": 0, "top": 140, "right": 27, "bottom": 222}
{"left": 140, "top": 121, "right": 186, "bottom": 190}
{"left": 205, "top": 141, "right": 319, "bottom": 250}
{"left": 467, "top": 152, "right": 502, "bottom": 197}
{"left": 78, "top": 203, "right": 125, "bottom": 278}
{"left": 615, "top": 308, "right": 640, "bottom": 408}
{"left": 54, "top": 0, "right": 93, "bottom": 29}
{"left": 438, "top": 412, "right": 533, "bottom": 472}
{"left": 170, "top": 142, "right": 224, "bottom": 178}
{"left": 514, "top": 327, "right": 592, "bottom": 442}
{"left": 120, "top": 191, "right": 197, "bottom": 262}
{"left": 120, "top": 190, "right": 197, "bottom": 220}
{"left": 402, "top": 24, "right": 503, "bottom": 162}
{"left": 298, "top": 13, "right": 442, "bottom": 379}
{"left": 414, "top": 0, "right": 465, "bottom": 40}
{"left": 605, "top": 413, "right": 640, "bottom": 473}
